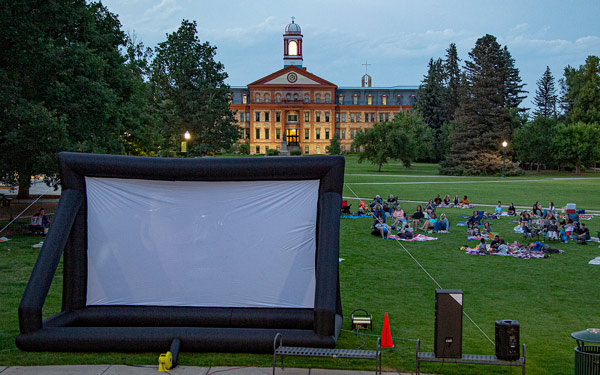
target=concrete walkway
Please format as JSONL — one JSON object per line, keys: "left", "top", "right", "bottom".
{"left": 0, "top": 366, "right": 419, "bottom": 375}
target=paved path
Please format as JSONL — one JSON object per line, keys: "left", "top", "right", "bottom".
{"left": 0, "top": 366, "right": 419, "bottom": 375}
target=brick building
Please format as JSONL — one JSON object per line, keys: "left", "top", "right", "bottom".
{"left": 230, "top": 19, "right": 418, "bottom": 155}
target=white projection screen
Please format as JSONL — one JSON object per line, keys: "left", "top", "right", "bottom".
{"left": 85, "top": 177, "right": 319, "bottom": 308}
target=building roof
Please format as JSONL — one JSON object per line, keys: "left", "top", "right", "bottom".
{"left": 285, "top": 20, "right": 301, "bottom": 35}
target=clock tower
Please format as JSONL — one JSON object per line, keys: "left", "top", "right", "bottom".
{"left": 283, "top": 17, "right": 303, "bottom": 68}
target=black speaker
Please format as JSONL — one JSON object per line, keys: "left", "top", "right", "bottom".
{"left": 495, "top": 320, "right": 520, "bottom": 360}
{"left": 434, "top": 289, "right": 463, "bottom": 358}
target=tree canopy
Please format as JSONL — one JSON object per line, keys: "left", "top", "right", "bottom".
{"left": 533, "top": 66, "right": 558, "bottom": 119}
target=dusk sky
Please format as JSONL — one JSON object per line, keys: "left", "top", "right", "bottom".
{"left": 101, "top": 0, "right": 600, "bottom": 109}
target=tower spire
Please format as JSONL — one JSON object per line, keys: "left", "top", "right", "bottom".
{"left": 361, "top": 61, "right": 372, "bottom": 87}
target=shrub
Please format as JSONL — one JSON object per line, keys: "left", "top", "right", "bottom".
{"left": 291, "top": 150, "right": 302, "bottom": 156}
{"left": 266, "top": 149, "right": 279, "bottom": 156}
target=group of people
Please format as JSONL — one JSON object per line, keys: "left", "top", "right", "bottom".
{"left": 517, "top": 201, "right": 590, "bottom": 243}
{"left": 29, "top": 208, "right": 51, "bottom": 235}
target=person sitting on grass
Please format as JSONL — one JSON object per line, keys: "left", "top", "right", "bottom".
{"left": 548, "top": 201, "right": 556, "bottom": 214}
{"left": 495, "top": 201, "right": 503, "bottom": 215}
{"left": 519, "top": 211, "right": 531, "bottom": 230}
{"left": 425, "top": 199, "right": 436, "bottom": 217}
{"left": 386, "top": 194, "right": 398, "bottom": 212}
{"left": 460, "top": 195, "right": 470, "bottom": 206}
{"left": 392, "top": 205, "right": 406, "bottom": 227}
{"left": 467, "top": 210, "right": 480, "bottom": 227}
{"left": 477, "top": 238, "right": 489, "bottom": 254}
{"left": 532, "top": 201, "right": 543, "bottom": 217}
{"left": 357, "top": 200, "right": 367, "bottom": 215}
{"left": 443, "top": 194, "right": 451, "bottom": 206}
{"left": 29, "top": 208, "right": 51, "bottom": 235}
{"left": 577, "top": 223, "right": 590, "bottom": 244}
{"left": 371, "top": 203, "right": 386, "bottom": 228}
{"left": 398, "top": 223, "right": 414, "bottom": 239}
{"left": 481, "top": 221, "right": 492, "bottom": 235}
{"left": 411, "top": 205, "right": 425, "bottom": 228}
{"left": 547, "top": 220, "right": 559, "bottom": 240}
{"left": 496, "top": 239, "right": 508, "bottom": 255}
{"left": 452, "top": 194, "right": 460, "bottom": 207}
{"left": 434, "top": 213, "right": 450, "bottom": 232}
{"left": 434, "top": 194, "right": 442, "bottom": 206}
{"left": 420, "top": 212, "right": 437, "bottom": 232}
{"left": 559, "top": 225, "right": 568, "bottom": 243}
{"left": 371, "top": 195, "right": 383, "bottom": 208}
{"left": 508, "top": 202, "right": 517, "bottom": 216}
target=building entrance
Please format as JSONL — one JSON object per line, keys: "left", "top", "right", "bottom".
{"left": 286, "top": 129, "right": 299, "bottom": 146}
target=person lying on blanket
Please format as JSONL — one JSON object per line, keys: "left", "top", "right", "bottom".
{"left": 375, "top": 223, "right": 391, "bottom": 239}
{"left": 398, "top": 223, "right": 414, "bottom": 239}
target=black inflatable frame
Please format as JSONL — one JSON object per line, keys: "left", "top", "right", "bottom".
{"left": 17, "top": 152, "right": 344, "bottom": 353}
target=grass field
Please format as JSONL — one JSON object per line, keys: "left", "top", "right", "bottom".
{"left": 0, "top": 154, "right": 599, "bottom": 374}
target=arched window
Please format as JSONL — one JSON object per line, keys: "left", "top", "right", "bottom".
{"left": 315, "top": 94, "right": 321, "bottom": 103}
{"left": 255, "top": 93, "right": 260, "bottom": 103}
{"left": 288, "top": 40, "right": 298, "bottom": 56}
{"left": 293, "top": 93, "right": 298, "bottom": 100}
{"left": 381, "top": 95, "right": 387, "bottom": 105}
{"left": 304, "top": 94, "right": 310, "bottom": 103}
{"left": 325, "top": 94, "right": 330, "bottom": 103}
{"left": 264, "top": 93, "right": 270, "bottom": 103}
{"left": 276, "top": 93, "right": 281, "bottom": 103}
{"left": 286, "top": 93, "right": 291, "bottom": 100}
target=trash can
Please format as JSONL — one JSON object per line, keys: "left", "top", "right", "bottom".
{"left": 572, "top": 328, "right": 600, "bottom": 375}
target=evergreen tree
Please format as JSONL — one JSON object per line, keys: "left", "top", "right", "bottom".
{"left": 561, "top": 56, "right": 600, "bottom": 125}
{"left": 444, "top": 43, "right": 461, "bottom": 120}
{"left": 327, "top": 133, "right": 341, "bottom": 155}
{"left": 441, "top": 34, "right": 514, "bottom": 175}
{"left": 533, "top": 66, "right": 558, "bottom": 119}
{"left": 151, "top": 20, "right": 241, "bottom": 156}
{"left": 502, "top": 46, "right": 528, "bottom": 111}
{"left": 415, "top": 58, "right": 447, "bottom": 160}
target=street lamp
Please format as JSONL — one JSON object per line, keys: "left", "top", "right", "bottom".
{"left": 183, "top": 131, "right": 191, "bottom": 158}
{"left": 502, "top": 140, "right": 508, "bottom": 179}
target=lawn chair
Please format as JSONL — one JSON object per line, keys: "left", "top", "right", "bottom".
{"left": 341, "top": 200, "right": 352, "bottom": 215}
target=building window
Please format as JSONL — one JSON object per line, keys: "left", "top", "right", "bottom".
{"left": 256, "top": 145, "right": 260, "bottom": 154}
{"left": 265, "top": 112, "right": 270, "bottom": 121}
{"left": 382, "top": 95, "right": 387, "bottom": 105}
{"left": 276, "top": 128, "right": 281, "bottom": 139}
{"left": 316, "top": 128, "right": 321, "bottom": 140}
{"left": 341, "top": 129, "right": 346, "bottom": 139}
{"left": 364, "top": 113, "right": 368, "bottom": 122}
{"left": 287, "top": 113, "right": 298, "bottom": 122}
{"left": 255, "top": 93, "right": 260, "bottom": 103}
{"left": 276, "top": 145, "right": 280, "bottom": 151}
{"left": 265, "top": 128, "right": 269, "bottom": 139}
{"left": 276, "top": 112, "right": 281, "bottom": 122}
{"left": 293, "top": 93, "right": 298, "bottom": 100}
{"left": 316, "top": 145, "right": 320, "bottom": 154}
{"left": 255, "top": 112, "right": 260, "bottom": 122}
{"left": 276, "top": 93, "right": 281, "bottom": 103}
{"left": 325, "top": 112, "right": 330, "bottom": 122}
{"left": 305, "top": 145, "right": 309, "bottom": 154}
{"left": 315, "top": 94, "right": 321, "bottom": 103}
{"left": 245, "top": 128, "right": 250, "bottom": 139}
{"left": 325, "top": 94, "right": 330, "bottom": 103}
{"left": 341, "top": 113, "right": 346, "bottom": 122}
{"left": 316, "top": 112, "right": 321, "bottom": 122}
{"left": 379, "top": 113, "right": 383, "bottom": 122}
{"left": 286, "top": 93, "right": 291, "bottom": 100}
{"left": 352, "top": 95, "right": 358, "bottom": 105}
{"left": 338, "top": 95, "right": 344, "bottom": 104}
{"left": 255, "top": 128, "right": 260, "bottom": 139}
{"left": 385, "top": 113, "right": 389, "bottom": 121}
{"left": 304, "top": 112, "right": 309, "bottom": 122}
{"left": 335, "top": 112, "right": 340, "bottom": 122}
{"left": 239, "top": 113, "right": 244, "bottom": 122}
{"left": 350, "top": 129, "right": 355, "bottom": 139}
{"left": 265, "top": 145, "right": 269, "bottom": 152}
{"left": 350, "top": 113, "right": 355, "bottom": 122}
{"left": 304, "top": 129, "right": 309, "bottom": 140}
{"left": 325, "top": 129, "right": 330, "bottom": 140}
{"left": 367, "top": 94, "right": 372, "bottom": 105}
{"left": 304, "top": 94, "right": 309, "bottom": 103}
{"left": 242, "top": 95, "right": 247, "bottom": 104}
{"left": 264, "top": 93, "right": 270, "bottom": 103}
{"left": 371, "top": 113, "right": 375, "bottom": 122}
{"left": 356, "top": 112, "right": 361, "bottom": 122}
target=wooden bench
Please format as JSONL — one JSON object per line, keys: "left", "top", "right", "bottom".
{"left": 273, "top": 333, "right": 381, "bottom": 375}
{"left": 416, "top": 339, "right": 526, "bottom": 375}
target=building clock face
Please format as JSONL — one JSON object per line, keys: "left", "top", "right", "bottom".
{"left": 287, "top": 72, "right": 298, "bottom": 83}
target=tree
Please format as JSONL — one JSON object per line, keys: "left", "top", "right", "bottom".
{"left": 533, "top": 66, "right": 558, "bottom": 119}
{"left": 553, "top": 122, "right": 600, "bottom": 174}
{"left": 0, "top": 1, "right": 152, "bottom": 198}
{"left": 441, "top": 34, "right": 514, "bottom": 175}
{"left": 444, "top": 43, "right": 462, "bottom": 120}
{"left": 415, "top": 58, "right": 447, "bottom": 160}
{"left": 327, "top": 133, "right": 341, "bottom": 155}
{"left": 502, "top": 46, "right": 528, "bottom": 112}
{"left": 151, "top": 20, "right": 241, "bottom": 156}
{"left": 352, "top": 112, "right": 432, "bottom": 172}
{"left": 561, "top": 56, "right": 600, "bottom": 124}
{"left": 512, "top": 117, "right": 557, "bottom": 171}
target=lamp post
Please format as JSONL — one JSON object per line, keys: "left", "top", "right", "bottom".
{"left": 184, "top": 131, "right": 191, "bottom": 158}
{"left": 502, "top": 141, "right": 508, "bottom": 179}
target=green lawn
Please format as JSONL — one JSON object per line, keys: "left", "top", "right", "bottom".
{"left": 0, "top": 156, "right": 599, "bottom": 374}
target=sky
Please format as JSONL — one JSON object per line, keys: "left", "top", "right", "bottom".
{"left": 101, "top": 0, "right": 600, "bottom": 110}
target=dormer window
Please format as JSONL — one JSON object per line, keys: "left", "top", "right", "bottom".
{"left": 242, "top": 94, "right": 248, "bottom": 104}
{"left": 382, "top": 95, "right": 387, "bottom": 105}
{"left": 338, "top": 94, "right": 344, "bottom": 104}
{"left": 352, "top": 94, "right": 359, "bottom": 105}
{"left": 367, "top": 94, "right": 373, "bottom": 105}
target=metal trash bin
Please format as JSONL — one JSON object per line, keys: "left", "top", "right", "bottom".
{"left": 572, "top": 328, "right": 600, "bottom": 375}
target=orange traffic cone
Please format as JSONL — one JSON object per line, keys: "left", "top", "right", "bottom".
{"left": 380, "top": 312, "right": 394, "bottom": 348}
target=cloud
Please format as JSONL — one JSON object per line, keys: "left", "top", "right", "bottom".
{"left": 505, "top": 35, "right": 600, "bottom": 56}
{"left": 510, "top": 23, "right": 529, "bottom": 33}
{"left": 143, "top": 0, "right": 182, "bottom": 20}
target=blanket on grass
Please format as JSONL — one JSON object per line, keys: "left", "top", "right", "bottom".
{"left": 0, "top": 237, "right": 10, "bottom": 243}
{"left": 341, "top": 214, "right": 371, "bottom": 219}
{"left": 457, "top": 222, "right": 468, "bottom": 226}
{"left": 461, "top": 245, "right": 547, "bottom": 259}
{"left": 560, "top": 214, "right": 593, "bottom": 221}
{"left": 589, "top": 257, "right": 600, "bottom": 265}
{"left": 387, "top": 234, "right": 438, "bottom": 242}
